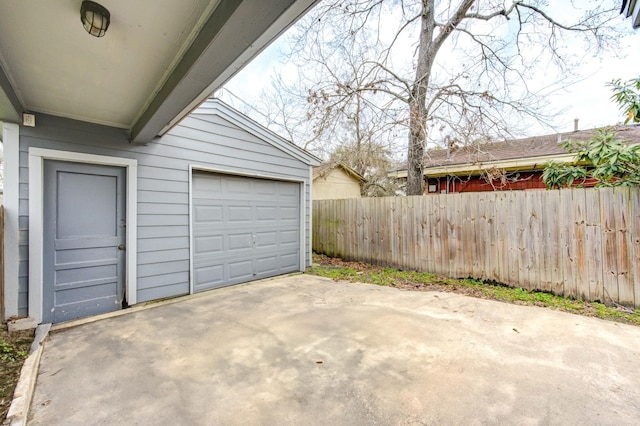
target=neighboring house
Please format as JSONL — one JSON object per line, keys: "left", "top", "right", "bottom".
{"left": 388, "top": 125, "right": 640, "bottom": 194}
{"left": 312, "top": 162, "right": 365, "bottom": 200}
{"left": 0, "top": 0, "right": 319, "bottom": 324}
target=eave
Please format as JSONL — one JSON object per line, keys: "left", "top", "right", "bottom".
{"left": 388, "top": 153, "right": 579, "bottom": 179}
{"left": 131, "top": 0, "right": 318, "bottom": 143}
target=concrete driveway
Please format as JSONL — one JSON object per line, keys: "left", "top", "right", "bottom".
{"left": 28, "top": 274, "right": 640, "bottom": 425}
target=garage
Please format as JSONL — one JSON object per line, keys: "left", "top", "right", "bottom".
{"left": 191, "top": 171, "right": 302, "bottom": 292}
{"left": 14, "top": 98, "right": 319, "bottom": 324}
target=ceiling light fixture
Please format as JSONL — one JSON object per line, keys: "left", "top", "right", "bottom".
{"left": 80, "top": 1, "right": 110, "bottom": 38}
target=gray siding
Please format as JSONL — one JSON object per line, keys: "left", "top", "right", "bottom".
{"left": 17, "top": 111, "right": 312, "bottom": 315}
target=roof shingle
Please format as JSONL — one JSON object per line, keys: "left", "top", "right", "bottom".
{"left": 417, "top": 125, "right": 640, "bottom": 169}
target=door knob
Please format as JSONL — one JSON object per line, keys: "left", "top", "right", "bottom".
{"left": 118, "top": 244, "right": 125, "bottom": 250}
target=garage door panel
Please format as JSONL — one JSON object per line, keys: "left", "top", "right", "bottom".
{"left": 194, "top": 205, "right": 223, "bottom": 223}
{"left": 228, "top": 233, "right": 253, "bottom": 251}
{"left": 226, "top": 178, "right": 251, "bottom": 194}
{"left": 278, "top": 183, "right": 299, "bottom": 195}
{"left": 193, "top": 173, "right": 222, "bottom": 193}
{"left": 255, "top": 256, "right": 278, "bottom": 275}
{"left": 280, "top": 206, "right": 299, "bottom": 220}
{"left": 194, "top": 235, "right": 223, "bottom": 254}
{"left": 228, "top": 205, "right": 252, "bottom": 221}
{"left": 279, "top": 253, "right": 300, "bottom": 270}
{"left": 228, "top": 259, "right": 254, "bottom": 280}
{"left": 256, "top": 206, "right": 277, "bottom": 220}
{"left": 280, "top": 230, "right": 298, "bottom": 244}
{"left": 255, "top": 231, "right": 277, "bottom": 247}
{"left": 255, "top": 181, "right": 277, "bottom": 195}
{"left": 192, "top": 172, "right": 300, "bottom": 292}
{"left": 194, "top": 265, "right": 224, "bottom": 290}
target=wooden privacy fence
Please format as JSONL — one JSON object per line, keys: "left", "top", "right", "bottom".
{"left": 312, "top": 187, "right": 640, "bottom": 309}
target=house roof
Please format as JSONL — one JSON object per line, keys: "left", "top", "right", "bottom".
{"left": 0, "top": 0, "right": 317, "bottom": 143}
{"left": 313, "top": 162, "right": 366, "bottom": 182}
{"left": 193, "top": 99, "right": 321, "bottom": 166}
{"left": 389, "top": 125, "right": 640, "bottom": 178}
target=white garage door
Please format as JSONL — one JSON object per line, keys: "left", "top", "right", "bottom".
{"left": 191, "top": 171, "right": 301, "bottom": 292}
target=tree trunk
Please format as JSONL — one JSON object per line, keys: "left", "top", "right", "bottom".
{"left": 406, "top": 0, "right": 436, "bottom": 196}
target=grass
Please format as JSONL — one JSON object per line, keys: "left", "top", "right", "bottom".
{"left": 307, "top": 253, "right": 640, "bottom": 327}
{"left": 0, "top": 324, "right": 34, "bottom": 422}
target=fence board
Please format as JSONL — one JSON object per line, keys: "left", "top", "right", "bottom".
{"left": 487, "top": 193, "right": 500, "bottom": 280}
{"left": 312, "top": 187, "right": 640, "bottom": 308}
{"left": 632, "top": 189, "right": 640, "bottom": 308}
{"left": 572, "top": 189, "right": 588, "bottom": 301}
{"left": 538, "top": 190, "right": 552, "bottom": 292}
{"left": 527, "top": 191, "right": 542, "bottom": 290}
{"left": 615, "top": 187, "right": 634, "bottom": 305}
{"left": 508, "top": 192, "right": 520, "bottom": 286}
{"left": 431, "top": 196, "right": 441, "bottom": 274}
{"left": 391, "top": 197, "right": 400, "bottom": 268}
{"left": 467, "top": 192, "right": 480, "bottom": 279}
{"left": 406, "top": 197, "right": 415, "bottom": 270}
{"left": 584, "top": 189, "right": 604, "bottom": 303}
{"left": 493, "top": 192, "right": 506, "bottom": 284}
{"left": 601, "top": 189, "right": 619, "bottom": 304}
{"left": 561, "top": 189, "right": 576, "bottom": 298}
{"left": 517, "top": 192, "right": 530, "bottom": 289}
{"left": 473, "top": 192, "right": 491, "bottom": 279}
{"left": 549, "top": 190, "right": 564, "bottom": 294}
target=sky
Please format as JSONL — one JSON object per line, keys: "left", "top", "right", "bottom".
{"left": 220, "top": 3, "right": 640, "bottom": 145}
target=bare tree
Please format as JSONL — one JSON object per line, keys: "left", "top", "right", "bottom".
{"left": 219, "top": 20, "right": 406, "bottom": 193}
{"left": 280, "top": 0, "right": 622, "bottom": 195}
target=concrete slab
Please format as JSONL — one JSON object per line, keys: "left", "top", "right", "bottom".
{"left": 28, "top": 275, "right": 640, "bottom": 425}
{"left": 8, "top": 317, "right": 38, "bottom": 332}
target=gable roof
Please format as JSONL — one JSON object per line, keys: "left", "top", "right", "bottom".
{"left": 313, "top": 162, "right": 366, "bottom": 182}
{"left": 389, "top": 125, "right": 640, "bottom": 178}
{"left": 193, "top": 98, "right": 321, "bottom": 166}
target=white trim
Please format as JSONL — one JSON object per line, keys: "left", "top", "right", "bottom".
{"left": 388, "top": 153, "right": 578, "bottom": 179}
{"left": 189, "top": 165, "right": 307, "bottom": 284}
{"left": 190, "top": 164, "right": 307, "bottom": 184}
{"left": 299, "top": 181, "right": 306, "bottom": 271}
{"left": 308, "top": 167, "right": 313, "bottom": 267}
{"left": 2, "top": 122, "right": 19, "bottom": 317}
{"left": 188, "top": 165, "right": 195, "bottom": 295}
{"left": 28, "top": 148, "right": 137, "bottom": 323}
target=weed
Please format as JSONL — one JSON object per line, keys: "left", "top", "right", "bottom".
{"left": 308, "top": 254, "right": 640, "bottom": 327}
{"left": 0, "top": 339, "right": 28, "bottom": 363}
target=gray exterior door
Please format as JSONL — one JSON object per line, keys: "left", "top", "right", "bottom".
{"left": 43, "top": 161, "right": 126, "bottom": 323}
{"left": 192, "top": 172, "right": 300, "bottom": 292}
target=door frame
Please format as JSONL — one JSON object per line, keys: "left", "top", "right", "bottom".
{"left": 29, "top": 148, "right": 138, "bottom": 323}
{"left": 188, "top": 165, "right": 306, "bottom": 295}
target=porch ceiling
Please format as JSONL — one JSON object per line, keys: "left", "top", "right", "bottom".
{"left": 0, "top": 0, "right": 317, "bottom": 143}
